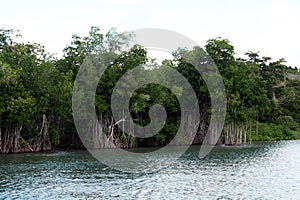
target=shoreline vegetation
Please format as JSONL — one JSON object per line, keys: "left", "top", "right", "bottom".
{"left": 1, "top": 139, "right": 300, "bottom": 155}
{"left": 1, "top": 27, "right": 300, "bottom": 154}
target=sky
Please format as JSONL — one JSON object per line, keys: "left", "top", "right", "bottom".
{"left": 1, "top": 0, "right": 300, "bottom": 67}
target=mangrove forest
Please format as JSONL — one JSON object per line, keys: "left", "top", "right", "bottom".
{"left": 1, "top": 27, "right": 300, "bottom": 153}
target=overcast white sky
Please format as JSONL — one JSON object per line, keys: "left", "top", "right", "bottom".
{"left": 1, "top": 0, "right": 300, "bottom": 67}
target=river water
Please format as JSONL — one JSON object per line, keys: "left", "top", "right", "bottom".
{"left": 0, "top": 140, "right": 300, "bottom": 199}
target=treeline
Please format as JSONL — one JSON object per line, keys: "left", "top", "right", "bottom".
{"left": 0, "top": 27, "right": 300, "bottom": 153}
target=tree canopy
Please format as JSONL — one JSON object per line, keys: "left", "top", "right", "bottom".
{"left": 1, "top": 27, "right": 300, "bottom": 153}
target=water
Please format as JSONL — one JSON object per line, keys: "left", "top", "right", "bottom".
{"left": 0, "top": 140, "right": 300, "bottom": 199}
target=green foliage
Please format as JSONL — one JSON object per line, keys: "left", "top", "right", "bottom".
{"left": 205, "top": 37, "right": 235, "bottom": 72}
{"left": 251, "top": 123, "right": 295, "bottom": 141}
{"left": 1, "top": 28, "right": 300, "bottom": 152}
{"left": 276, "top": 116, "right": 299, "bottom": 130}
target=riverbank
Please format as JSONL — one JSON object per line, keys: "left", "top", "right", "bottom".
{"left": 1, "top": 134, "right": 300, "bottom": 154}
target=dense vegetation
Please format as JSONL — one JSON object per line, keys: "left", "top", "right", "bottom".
{"left": 1, "top": 27, "right": 300, "bottom": 153}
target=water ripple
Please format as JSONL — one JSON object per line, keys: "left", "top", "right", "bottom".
{"left": 0, "top": 141, "right": 300, "bottom": 199}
